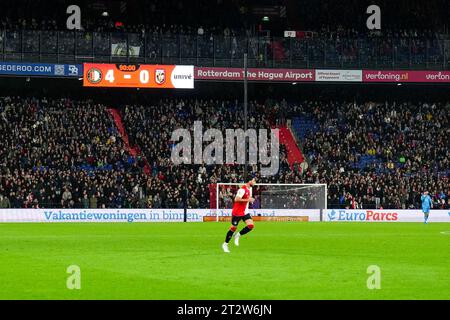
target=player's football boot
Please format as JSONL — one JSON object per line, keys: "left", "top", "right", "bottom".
{"left": 222, "top": 242, "right": 230, "bottom": 253}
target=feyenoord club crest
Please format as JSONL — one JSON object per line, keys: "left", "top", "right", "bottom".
{"left": 86, "top": 67, "right": 102, "bottom": 84}
{"left": 155, "top": 69, "right": 165, "bottom": 84}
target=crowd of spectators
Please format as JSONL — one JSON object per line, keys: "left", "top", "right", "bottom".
{"left": 0, "top": 96, "right": 149, "bottom": 209}
{"left": 0, "top": 96, "right": 448, "bottom": 210}
{"left": 1, "top": 0, "right": 449, "bottom": 68}
{"left": 0, "top": 0, "right": 246, "bottom": 35}
{"left": 291, "top": 100, "right": 449, "bottom": 209}
{"left": 2, "top": 28, "right": 446, "bottom": 69}
{"left": 120, "top": 98, "right": 292, "bottom": 209}
{"left": 0, "top": 17, "right": 246, "bottom": 39}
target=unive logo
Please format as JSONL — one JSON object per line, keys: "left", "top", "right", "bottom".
{"left": 328, "top": 210, "right": 337, "bottom": 221}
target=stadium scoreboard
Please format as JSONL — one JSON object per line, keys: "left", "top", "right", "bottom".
{"left": 83, "top": 63, "right": 194, "bottom": 89}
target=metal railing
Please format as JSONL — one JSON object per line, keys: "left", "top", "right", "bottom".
{"left": 0, "top": 29, "right": 449, "bottom": 69}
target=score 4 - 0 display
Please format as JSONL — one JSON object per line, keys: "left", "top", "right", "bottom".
{"left": 83, "top": 63, "right": 194, "bottom": 89}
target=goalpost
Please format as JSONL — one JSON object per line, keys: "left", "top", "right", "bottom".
{"left": 210, "top": 183, "right": 327, "bottom": 222}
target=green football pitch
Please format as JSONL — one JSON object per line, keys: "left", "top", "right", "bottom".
{"left": 0, "top": 222, "right": 449, "bottom": 300}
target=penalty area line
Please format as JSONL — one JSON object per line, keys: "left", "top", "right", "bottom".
{"left": 439, "top": 231, "right": 450, "bottom": 235}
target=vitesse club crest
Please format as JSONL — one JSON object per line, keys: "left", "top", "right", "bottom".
{"left": 155, "top": 69, "right": 165, "bottom": 84}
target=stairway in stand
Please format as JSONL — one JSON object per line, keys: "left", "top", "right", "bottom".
{"left": 107, "top": 108, "right": 151, "bottom": 175}
{"left": 278, "top": 126, "right": 305, "bottom": 169}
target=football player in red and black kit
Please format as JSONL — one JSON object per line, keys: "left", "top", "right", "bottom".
{"left": 222, "top": 176, "right": 256, "bottom": 253}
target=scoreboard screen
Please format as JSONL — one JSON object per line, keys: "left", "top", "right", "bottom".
{"left": 83, "top": 63, "right": 194, "bottom": 89}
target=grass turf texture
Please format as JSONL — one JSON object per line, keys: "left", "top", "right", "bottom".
{"left": 0, "top": 222, "right": 449, "bottom": 300}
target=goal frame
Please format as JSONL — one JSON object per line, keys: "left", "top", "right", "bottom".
{"left": 214, "top": 183, "right": 328, "bottom": 222}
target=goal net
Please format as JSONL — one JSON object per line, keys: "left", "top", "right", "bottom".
{"left": 209, "top": 183, "right": 327, "bottom": 221}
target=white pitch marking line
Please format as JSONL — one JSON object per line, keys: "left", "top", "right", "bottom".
{"left": 440, "top": 231, "right": 450, "bottom": 235}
